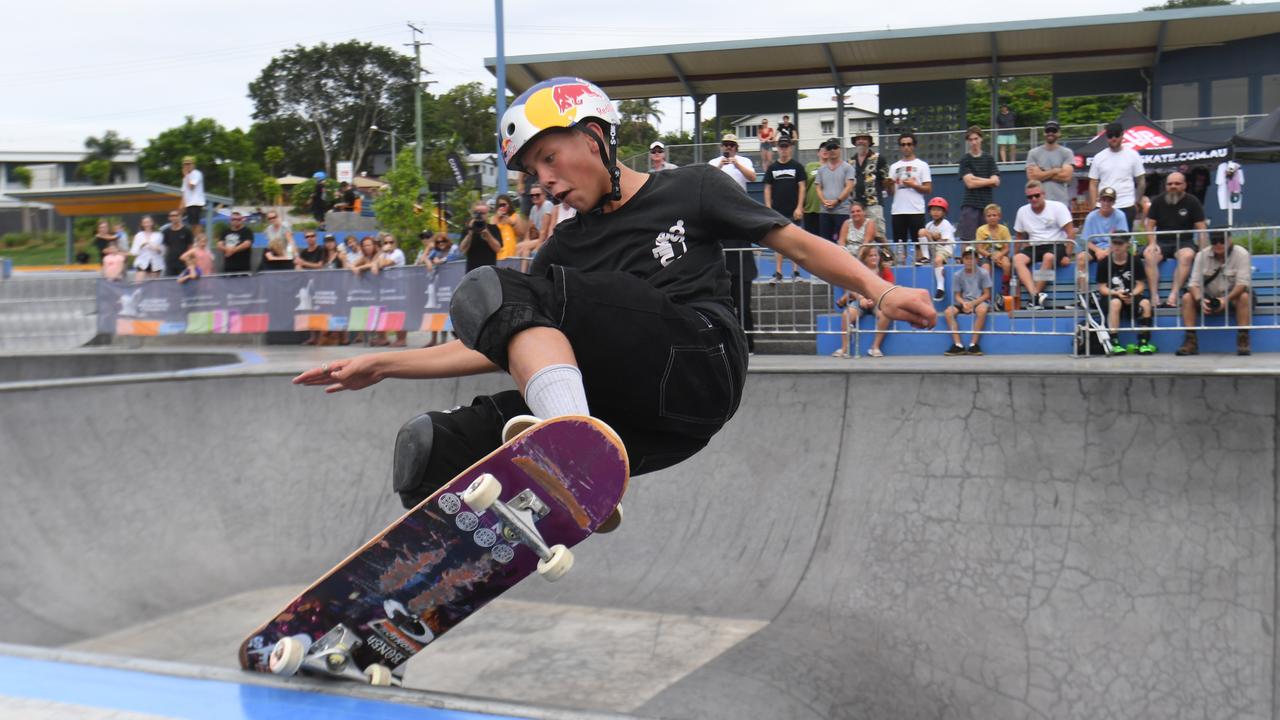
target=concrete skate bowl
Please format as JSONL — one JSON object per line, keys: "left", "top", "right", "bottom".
{"left": 0, "top": 361, "right": 1277, "bottom": 720}
{"left": 0, "top": 350, "right": 240, "bottom": 383}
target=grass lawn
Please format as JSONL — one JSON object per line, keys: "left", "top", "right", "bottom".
{"left": 1, "top": 241, "right": 94, "bottom": 267}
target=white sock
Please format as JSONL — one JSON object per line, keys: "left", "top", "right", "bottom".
{"left": 523, "top": 364, "right": 590, "bottom": 419}
{"left": 934, "top": 266, "right": 945, "bottom": 291}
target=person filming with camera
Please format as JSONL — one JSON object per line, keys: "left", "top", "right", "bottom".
{"left": 460, "top": 201, "right": 502, "bottom": 273}
{"left": 1175, "top": 233, "right": 1252, "bottom": 356}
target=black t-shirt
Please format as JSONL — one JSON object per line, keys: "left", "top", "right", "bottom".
{"left": 777, "top": 122, "right": 796, "bottom": 142}
{"left": 958, "top": 152, "right": 999, "bottom": 209}
{"left": 1096, "top": 256, "right": 1140, "bottom": 295}
{"left": 531, "top": 165, "right": 787, "bottom": 320}
{"left": 219, "top": 226, "right": 254, "bottom": 273}
{"left": 93, "top": 234, "right": 116, "bottom": 262}
{"left": 763, "top": 159, "right": 808, "bottom": 215}
{"left": 1149, "top": 193, "right": 1205, "bottom": 246}
{"left": 162, "top": 225, "right": 194, "bottom": 274}
{"left": 342, "top": 188, "right": 358, "bottom": 208}
{"left": 465, "top": 222, "right": 500, "bottom": 271}
{"left": 300, "top": 245, "right": 325, "bottom": 266}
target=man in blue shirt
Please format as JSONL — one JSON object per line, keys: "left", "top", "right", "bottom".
{"left": 1075, "top": 186, "right": 1129, "bottom": 292}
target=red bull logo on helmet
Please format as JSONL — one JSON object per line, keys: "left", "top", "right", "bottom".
{"left": 552, "top": 83, "right": 601, "bottom": 114}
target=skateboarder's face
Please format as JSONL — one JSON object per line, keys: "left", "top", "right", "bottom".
{"left": 521, "top": 128, "right": 608, "bottom": 212}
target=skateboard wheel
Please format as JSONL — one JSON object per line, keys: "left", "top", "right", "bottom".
{"left": 501, "top": 414, "right": 541, "bottom": 443}
{"left": 461, "top": 473, "right": 501, "bottom": 513}
{"left": 537, "top": 544, "right": 574, "bottom": 581}
{"left": 268, "top": 636, "right": 306, "bottom": 677}
{"left": 597, "top": 504, "right": 623, "bottom": 534}
{"left": 364, "top": 663, "right": 393, "bottom": 686}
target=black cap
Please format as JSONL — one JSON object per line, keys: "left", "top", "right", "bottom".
{"left": 1045, "top": 119, "right": 1061, "bottom": 131}
{"left": 323, "top": 233, "right": 336, "bottom": 241}
{"left": 777, "top": 138, "right": 792, "bottom": 147}
{"left": 961, "top": 247, "right": 976, "bottom": 256}
{"left": 419, "top": 229, "right": 435, "bottom": 240}
{"left": 1105, "top": 122, "right": 1125, "bottom": 137}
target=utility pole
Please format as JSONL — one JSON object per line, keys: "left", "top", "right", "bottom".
{"left": 495, "top": 0, "right": 508, "bottom": 196}
{"left": 406, "top": 22, "right": 434, "bottom": 175}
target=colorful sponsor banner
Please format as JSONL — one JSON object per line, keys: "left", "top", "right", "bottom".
{"left": 96, "top": 263, "right": 471, "bottom": 335}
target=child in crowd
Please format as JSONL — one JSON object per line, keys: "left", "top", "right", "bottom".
{"left": 1095, "top": 235, "right": 1154, "bottom": 355}
{"left": 833, "top": 244, "right": 895, "bottom": 358}
{"left": 177, "top": 225, "right": 213, "bottom": 284}
{"left": 975, "top": 203, "right": 1011, "bottom": 296}
{"left": 918, "top": 196, "right": 956, "bottom": 301}
{"left": 943, "top": 247, "right": 992, "bottom": 356}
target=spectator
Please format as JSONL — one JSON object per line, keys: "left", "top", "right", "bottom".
{"left": 179, "top": 156, "right": 205, "bottom": 229}
{"left": 1177, "top": 233, "right": 1252, "bottom": 356}
{"left": 815, "top": 138, "right": 855, "bottom": 243}
{"left": 334, "top": 181, "right": 359, "bottom": 211}
{"left": 757, "top": 117, "right": 776, "bottom": 169}
{"left": 113, "top": 221, "right": 129, "bottom": 254}
{"left": 1077, "top": 187, "right": 1129, "bottom": 292}
{"left": 958, "top": 125, "right": 1000, "bottom": 249}
{"left": 379, "top": 234, "right": 406, "bottom": 269}
{"left": 460, "top": 201, "right": 501, "bottom": 272}
{"left": 975, "top": 203, "right": 1012, "bottom": 295}
{"left": 343, "top": 235, "right": 362, "bottom": 267}
{"left": 176, "top": 225, "right": 213, "bottom": 284}
{"left": 777, "top": 114, "right": 797, "bottom": 145}
{"left": 322, "top": 234, "right": 346, "bottom": 269}
{"left": 1025, "top": 120, "right": 1074, "bottom": 205}
{"left": 1095, "top": 234, "right": 1154, "bottom": 355}
{"left": 296, "top": 231, "right": 326, "bottom": 270}
{"left": 763, "top": 137, "right": 808, "bottom": 282}
{"left": 995, "top": 103, "right": 1017, "bottom": 162}
{"left": 943, "top": 248, "right": 992, "bottom": 356}
{"left": 420, "top": 233, "right": 459, "bottom": 270}
{"left": 517, "top": 185, "right": 554, "bottom": 271}
{"left": 802, "top": 143, "right": 829, "bottom": 238}
{"left": 129, "top": 215, "right": 164, "bottom": 281}
{"left": 311, "top": 172, "right": 330, "bottom": 228}
{"left": 648, "top": 141, "right": 679, "bottom": 172}
{"left": 849, "top": 132, "right": 888, "bottom": 231}
{"left": 98, "top": 220, "right": 126, "bottom": 280}
{"left": 1013, "top": 180, "right": 1075, "bottom": 310}
{"left": 708, "top": 133, "right": 756, "bottom": 191}
{"left": 919, "top": 197, "right": 956, "bottom": 301}
{"left": 838, "top": 201, "right": 881, "bottom": 261}
{"left": 351, "top": 236, "right": 381, "bottom": 276}
{"left": 887, "top": 131, "right": 933, "bottom": 264}
{"left": 1143, "top": 171, "right": 1207, "bottom": 308}
{"left": 161, "top": 210, "right": 194, "bottom": 278}
{"left": 833, "top": 244, "right": 894, "bottom": 358}
{"left": 1088, "top": 122, "right": 1145, "bottom": 228}
{"left": 264, "top": 211, "right": 295, "bottom": 268}
{"left": 91, "top": 219, "right": 117, "bottom": 264}
{"left": 219, "top": 211, "right": 254, "bottom": 275}
{"left": 492, "top": 196, "right": 524, "bottom": 261}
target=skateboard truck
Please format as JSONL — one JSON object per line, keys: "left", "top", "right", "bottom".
{"left": 268, "top": 625, "right": 395, "bottom": 686}
{"left": 461, "top": 474, "right": 574, "bottom": 581}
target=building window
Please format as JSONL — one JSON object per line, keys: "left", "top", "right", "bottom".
{"left": 1210, "top": 77, "right": 1248, "bottom": 117}
{"left": 1161, "top": 82, "right": 1199, "bottom": 119}
{"left": 820, "top": 120, "right": 834, "bottom": 136}
{"left": 738, "top": 124, "right": 760, "bottom": 138}
{"left": 1261, "top": 75, "right": 1280, "bottom": 116}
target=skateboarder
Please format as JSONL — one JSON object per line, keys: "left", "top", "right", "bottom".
{"left": 295, "top": 77, "right": 936, "bottom": 509}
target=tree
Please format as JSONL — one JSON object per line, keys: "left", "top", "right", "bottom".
{"left": 79, "top": 130, "right": 134, "bottom": 184}
{"left": 616, "top": 99, "right": 662, "bottom": 157}
{"left": 967, "top": 77, "right": 1138, "bottom": 131}
{"left": 263, "top": 146, "right": 285, "bottom": 176}
{"left": 138, "top": 117, "right": 266, "bottom": 203}
{"left": 374, "top": 148, "right": 428, "bottom": 243}
{"left": 420, "top": 82, "right": 502, "bottom": 155}
{"left": 249, "top": 41, "right": 415, "bottom": 176}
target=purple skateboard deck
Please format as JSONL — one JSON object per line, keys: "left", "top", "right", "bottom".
{"left": 238, "top": 415, "right": 628, "bottom": 680}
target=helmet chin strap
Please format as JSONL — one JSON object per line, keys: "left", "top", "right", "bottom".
{"left": 578, "top": 124, "right": 621, "bottom": 214}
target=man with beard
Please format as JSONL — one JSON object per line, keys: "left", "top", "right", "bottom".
{"left": 1142, "top": 172, "right": 1207, "bottom": 308}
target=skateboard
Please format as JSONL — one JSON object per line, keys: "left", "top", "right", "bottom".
{"left": 238, "top": 415, "right": 629, "bottom": 685}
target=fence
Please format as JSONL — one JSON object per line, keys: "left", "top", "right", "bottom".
{"left": 725, "top": 224, "right": 1280, "bottom": 357}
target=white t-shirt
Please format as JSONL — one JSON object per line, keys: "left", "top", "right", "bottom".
{"left": 1014, "top": 200, "right": 1073, "bottom": 245}
{"left": 130, "top": 231, "right": 165, "bottom": 272}
{"left": 182, "top": 169, "right": 205, "bottom": 208}
{"left": 888, "top": 159, "right": 932, "bottom": 215}
{"left": 1216, "top": 161, "right": 1244, "bottom": 211}
{"left": 924, "top": 218, "right": 956, "bottom": 257}
{"left": 707, "top": 155, "right": 754, "bottom": 191}
{"left": 1088, "top": 147, "right": 1145, "bottom": 208}
{"left": 383, "top": 248, "right": 406, "bottom": 267}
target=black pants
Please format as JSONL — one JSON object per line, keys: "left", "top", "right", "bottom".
{"left": 728, "top": 272, "right": 755, "bottom": 353}
{"left": 892, "top": 213, "right": 926, "bottom": 249}
{"left": 397, "top": 266, "right": 749, "bottom": 507}
{"left": 183, "top": 205, "right": 204, "bottom": 230}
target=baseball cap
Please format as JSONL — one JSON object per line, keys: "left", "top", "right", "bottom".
{"left": 777, "top": 137, "right": 793, "bottom": 147}
{"left": 721, "top": 133, "right": 739, "bottom": 144}
{"left": 1045, "top": 120, "right": 1061, "bottom": 131}
{"left": 1105, "top": 122, "right": 1125, "bottom": 137}
{"left": 419, "top": 229, "right": 435, "bottom": 240}
{"left": 649, "top": 141, "right": 666, "bottom": 151}
{"left": 323, "top": 233, "right": 336, "bottom": 242}
{"left": 182, "top": 155, "right": 196, "bottom": 164}
{"left": 1099, "top": 187, "right": 1117, "bottom": 201}
{"left": 961, "top": 246, "right": 976, "bottom": 256}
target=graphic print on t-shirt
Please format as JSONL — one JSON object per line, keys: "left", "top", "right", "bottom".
{"left": 652, "top": 219, "right": 688, "bottom": 267}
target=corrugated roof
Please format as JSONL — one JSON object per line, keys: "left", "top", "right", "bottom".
{"left": 4, "top": 183, "right": 232, "bottom": 217}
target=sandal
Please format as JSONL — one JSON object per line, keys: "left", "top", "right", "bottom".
{"left": 831, "top": 349, "right": 850, "bottom": 358}
{"left": 867, "top": 348, "right": 884, "bottom": 358}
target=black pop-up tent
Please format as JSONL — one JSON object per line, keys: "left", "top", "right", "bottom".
{"left": 1072, "top": 106, "right": 1231, "bottom": 169}
{"left": 1231, "top": 106, "right": 1280, "bottom": 162}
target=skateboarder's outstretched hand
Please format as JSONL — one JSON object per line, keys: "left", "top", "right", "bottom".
{"left": 293, "top": 355, "right": 382, "bottom": 393}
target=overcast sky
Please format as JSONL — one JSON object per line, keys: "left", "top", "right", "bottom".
{"left": 1, "top": 0, "right": 1240, "bottom": 153}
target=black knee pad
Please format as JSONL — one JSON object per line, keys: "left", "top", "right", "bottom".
{"left": 1138, "top": 312, "right": 1153, "bottom": 327}
{"left": 449, "top": 266, "right": 555, "bottom": 370}
{"left": 393, "top": 412, "right": 436, "bottom": 508}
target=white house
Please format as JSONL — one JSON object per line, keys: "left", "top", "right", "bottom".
{"left": 732, "top": 87, "right": 880, "bottom": 152}
{"left": 0, "top": 149, "right": 142, "bottom": 202}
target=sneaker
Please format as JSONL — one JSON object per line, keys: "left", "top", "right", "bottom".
{"left": 1035, "top": 292, "right": 1048, "bottom": 309}
{"left": 867, "top": 347, "right": 884, "bottom": 358}
{"left": 1137, "top": 340, "right": 1157, "bottom": 355}
{"left": 501, "top": 414, "right": 543, "bottom": 443}
{"left": 1112, "top": 344, "right": 1128, "bottom": 355}
{"left": 933, "top": 287, "right": 945, "bottom": 302}
{"left": 915, "top": 256, "right": 930, "bottom": 266}
{"left": 966, "top": 343, "right": 983, "bottom": 356}
{"left": 792, "top": 270, "right": 802, "bottom": 280}
{"left": 831, "top": 349, "right": 850, "bottom": 358}
{"left": 944, "top": 344, "right": 965, "bottom": 356}
{"left": 993, "top": 295, "right": 1005, "bottom": 312}
{"left": 771, "top": 271, "right": 782, "bottom": 285}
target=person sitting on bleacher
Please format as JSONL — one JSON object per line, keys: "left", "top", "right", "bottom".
{"left": 1013, "top": 180, "right": 1075, "bottom": 310}
{"left": 1143, "top": 171, "right": 1207, "bottom": 309}
{"left": 1175, "top": 233, "right": 1252, "bottom": 356}
{"left": 1095, "top": 235, "right": 1154, "bottom": 355}
{"left": 1077, "top": 186, "right": 1129, "bottom": 294}
{"left": 942, "top": 247, "right": 992, "bottom": 356}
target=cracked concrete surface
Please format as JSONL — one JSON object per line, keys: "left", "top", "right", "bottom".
{"left": 0, "top": 351, "right": 1275, "bottom": 719}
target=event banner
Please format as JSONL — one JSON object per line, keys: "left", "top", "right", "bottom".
{"left": 96, "top": 263, "right": 493, "bottom": 336}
